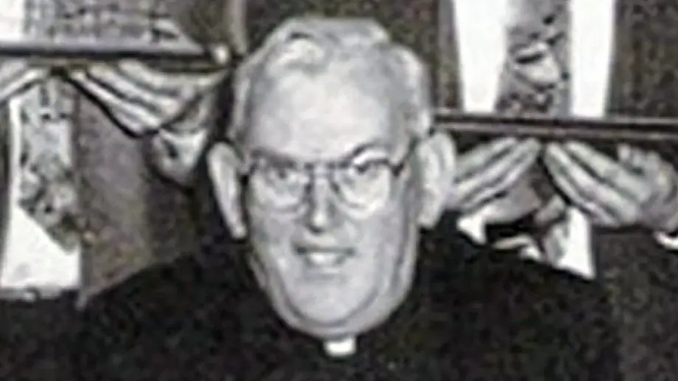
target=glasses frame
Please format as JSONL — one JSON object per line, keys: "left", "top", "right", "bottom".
{"left": 234, "top": 137, "right": 423, "bottom": 216}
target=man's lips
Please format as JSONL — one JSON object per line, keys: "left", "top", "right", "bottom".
{"left": 295, "top": 245, "right": 354, "bottom": 269}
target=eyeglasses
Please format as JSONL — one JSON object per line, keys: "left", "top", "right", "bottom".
{"left": 237, "top": 140, "right": 419, "bottom": 216}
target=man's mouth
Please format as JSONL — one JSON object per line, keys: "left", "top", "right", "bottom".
{"left": 295, "top": 246, "right": 354, "bottom": 269}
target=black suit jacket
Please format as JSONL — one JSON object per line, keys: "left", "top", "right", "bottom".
{"left": 72, "top": 213, "right": 621, "bottom": 381}
{"left": 0, "top": 294, "right": 76, "bottom": 381}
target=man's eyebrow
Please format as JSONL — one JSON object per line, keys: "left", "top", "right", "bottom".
{"left": 341, "top": 143, "right": 391, "bottom": 163}
{"left": 248, "top": 149, "right": 298, "bottom": 165}
{"left": 249, "top": 142, "right": 391, "bottom": 164}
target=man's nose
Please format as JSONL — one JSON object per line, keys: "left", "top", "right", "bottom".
{"left": 305, "top": 177, "right": 336, "bottom": 233}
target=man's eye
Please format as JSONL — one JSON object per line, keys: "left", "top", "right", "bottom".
{"left": 271, "top": 166, "right": 294, "bottom": 179}
{"left": 347, "top": 161, "right": 385, "bottom": 178}
{"left": 261, "top": 164, "right": 299, "bottom": 183}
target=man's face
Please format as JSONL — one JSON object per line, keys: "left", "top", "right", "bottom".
{"left": 498, "top": 2, "right": 568, "bottom": 114}
{"left": 239, "top": 64, "right": 421, "bottom": 339}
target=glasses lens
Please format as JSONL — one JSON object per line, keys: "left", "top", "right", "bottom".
{"left": 250, "top": 162, "right": 307, "bottom": 210}
{"left": 334, "top": 162, "right": 392, "bottom": 213}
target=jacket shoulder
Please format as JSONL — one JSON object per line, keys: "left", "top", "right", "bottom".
{"left": 75, "top": 255, "right": 245, "bottom": 381}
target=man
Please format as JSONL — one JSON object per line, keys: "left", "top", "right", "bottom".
{"left": 74, "top": 19, "right": 620, "bottom": 381}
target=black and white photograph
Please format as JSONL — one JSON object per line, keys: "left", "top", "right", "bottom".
{"left": 1, "top": 0, "right": 678, "bottom": 380}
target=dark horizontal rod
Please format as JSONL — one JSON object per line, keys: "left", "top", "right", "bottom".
{"left": 0, "top": 39, "right": 674, "bottom": 143}
{"left": 0, "top": 38, "right": 216, "bottom": 64}
{"left": 435, "top": 109, "right": 678, "bottom": 143}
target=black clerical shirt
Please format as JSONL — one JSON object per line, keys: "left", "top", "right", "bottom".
{"left": 74, "top": 215, "right": 621, "bottom": 381}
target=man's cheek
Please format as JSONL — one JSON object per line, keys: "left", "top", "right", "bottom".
{"left": 247, "top": 214, "right": 297, "bottom": 268}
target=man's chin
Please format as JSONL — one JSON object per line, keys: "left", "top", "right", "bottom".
{"left": 287, "top": 312, "right": 383, "bottom": 340}
{"left": 278, "top": 299, "right": 398, "bottom": 341}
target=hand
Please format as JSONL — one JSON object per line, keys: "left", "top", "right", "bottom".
{"left": 66, "top": 59, "right": 224, "bottom": 186}
{"left": 67, "top": 60, "right": 224, "bottom": 186}
{"left": 64, "top": 19, "right": 227, "bottom": 186}
{"left": 543, "top": 141, "right": 678, "bottom": 232}
{"left": 67, "top": 60, "right": 225, "bottom": 136}
{"left": 66, "top": 17, "right": 227, "bottom": 135}
{"left": 448, "top": 137, "right": 541, "bottom": 214}
{"left": 147, "top": 126, "right": 210, "bottom": 186}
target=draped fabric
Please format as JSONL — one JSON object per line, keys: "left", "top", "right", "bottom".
{"left": 599, "top": 1, "right": 678, "bottom": 379}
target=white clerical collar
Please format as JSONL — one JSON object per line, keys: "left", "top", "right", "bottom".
{"left": 324, "top": 336, "right": 357, "bottom": 357}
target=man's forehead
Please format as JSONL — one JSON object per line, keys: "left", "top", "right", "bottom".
{"left": 506, "top": 0, "right": 565, "bottom": 49}
{"left": 243, "top": 68, "right": 408, "bottom": 161}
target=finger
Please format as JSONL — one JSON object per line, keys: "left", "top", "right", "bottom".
{"left": 455, "top": 137, "right": 519, "bottom": 180}
{"left": 458, "top": 139, "right": 540, "bottom": 196}
{"left": 88, "top": 65, "right": 180, "bottom": 114}
{"left": 87, "top": 63, "right": 186, "bottom": 105}
{"left": 640, "top": 150, "right": 666, "bottom": 173}
{"left": 117, "top": 60, "right": 227, "bottom": 91}
{"left": 617, "top": 144, "right": 649, "bottom": 173}
{"left": 543, "top": 153, "right": 618, "bottom": 224}
{"left": 84, "top": 64, "right": 220, "bottom": 129}
{"left": 461, "top": 154, "right": 535, "bottom": 211}
{"left": 563, "top": 141, "right": 647, "bottom": 202}
{"left": 150, "top": 132, "right": 204, "bottom": 185}
{"left": 69, "top": 71, "right": 160, "bottom": 134}
{"left": 455, "top": 140, "right": 539, "bottom": 209}
{"left": 616, "top": 146, "right": 673, "bottom": 205}
{"left": 640, "top": 151, "right": 678, "bottom": 207}
{"left": 587, "top": 212, "right": 620, "bottom": 226}
{"left": 69, "top": 68, "right": 156, "bottom": 114}
{"left": 162, "top": 91, "right": 216, "bottom": 134}
{"left": 544, "top": 145, "right": 633, "bottom": 223}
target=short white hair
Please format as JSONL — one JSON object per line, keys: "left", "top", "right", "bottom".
{"left": 226, "top": 17, "right": 433, "bottom": 144}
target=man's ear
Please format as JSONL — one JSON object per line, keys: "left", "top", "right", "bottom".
{"left": 416, "top": 131, "right": 456, "bottom": 228}
{"left": 207, "top": 142, "right": 247, "bottom": 239}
